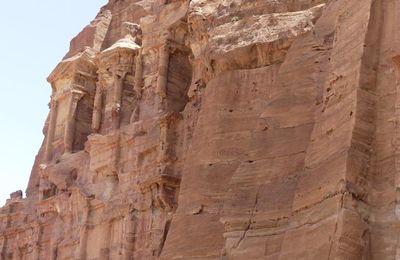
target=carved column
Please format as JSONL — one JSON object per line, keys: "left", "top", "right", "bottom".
{"left": 32, "top": 223, "right": 43, "bottom": 260}
{"left": 129, "top": 50, "right": 143, "bottom": 123}
{"left": 64, "top": 90, "right": 85, "bottom": 154}
{"left": 158, "top": 118, "right": 169, "bottom": 166}
{"left": 123, "top": 212, "right": 137, "bottom": 260}
{"left": 50, "top": 245, "right": 58, "bottom": 260}
{"left": 99, "top": 248, "right": 110, "bottom": 260}
{"left": 92, "top": 85, "right": 103, "bottom": 133}
{"left": 44, "top": 99, "right": 58, "bottom": 162}
{"left": 76, "top": 205, "right": 90, "bottom": 260}
{"left": 0, "top": 235, "right": 7, "bottom": 260}
{"left": 156, "top": 44, "right": 170, "bottom": 112}
{"left": 111, "top": 73, "right": 126, "bottom": 130}
{"left": 13, "top": 248, "right": 19, "bottom": 260}
{"left": 99, "top": 221, "right": 112, "bottom": 260}
{"left": 134, "top": 50, "right": 143, "bottom": 95}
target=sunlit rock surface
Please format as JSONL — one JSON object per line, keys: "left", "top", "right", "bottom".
{"left": 2, "top": 0, "right": 400, "bottom": 259}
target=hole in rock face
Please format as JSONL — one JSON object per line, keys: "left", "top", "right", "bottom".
{"left": 261, "top": 126, "right": 269, "bottom": 131}
{"left": 71, "top": 170, "right": 78, "bottom": 181}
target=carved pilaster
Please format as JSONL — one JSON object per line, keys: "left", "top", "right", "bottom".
{"left": 156, "top": 43, "right": 170, "bottom": 112}
{"left": 158, "top": 119, "right": 169, "bottom": 165}
{"left": 50, "top": 244, "right": 58, "bottom": 260}
{"left": 92, "top": 85, "right": 103, "bottom": 133}
{"left": 64, "top": 90, "right": 85, "bottom": 154}
{"left": 123, "top": 212, "right": 137, "bottom": 260}
{"left": 111, "top": 73, "right": 127, "bottom": 130}
{"left": 157, "top": 113, "right": 181, "bottom": 166}
{"left": 76, "top": 205, "right": 90, "bottom": 260}
{"left": 99, "top": 221, "right": 112, "bottom": 260}
{"left": 0, "top": 235, "right": 7, "bottom": 260}
{"left": 13, "top": 248, "right": 19, "bottom": 260}
{"left": 99, "top": 248, "right": 110, "bottom": 260}
{"left": 129, "top": 50, "right": 143, "bottom": 123}
{"left": 44, "top": 99, "right": 58, "bottom": 162}
{"left": 32, "top": 223, "right": 42, "bottom": 260}
{"left": 134, "top": 49, "right": 143, "bottom": 95}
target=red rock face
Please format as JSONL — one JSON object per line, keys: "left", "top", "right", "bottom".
{"left": 1, "top": 0, "right": 400, "bottom": 259}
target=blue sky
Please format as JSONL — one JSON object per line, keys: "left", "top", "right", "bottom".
{"left": 0, "top": 1, "right": 108, "bottom": 205}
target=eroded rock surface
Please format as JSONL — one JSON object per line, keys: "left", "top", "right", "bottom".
{"left": 2, "top": 0, "right": 400, "bottom": 259}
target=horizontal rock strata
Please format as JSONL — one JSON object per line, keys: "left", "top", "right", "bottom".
{"left": 1, "top": 0, "right": 400, "bottom": 259}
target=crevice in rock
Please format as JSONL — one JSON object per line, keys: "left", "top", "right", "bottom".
{"left": 233, "top": 185, "right": 262, "bottom": 249}
{"left": 327, "top": 193, "right": 344, "bottom": 259}
{"left": 158, "top": 219, "right": 172, "bottom": 256}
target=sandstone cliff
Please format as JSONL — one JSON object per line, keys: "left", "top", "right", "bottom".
{"left": 1, "top": 0, "right": 400, "bottom": 259}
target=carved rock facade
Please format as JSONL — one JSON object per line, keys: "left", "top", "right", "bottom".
{"left": 2, "top": 0, "right": 400, "bottom": 259}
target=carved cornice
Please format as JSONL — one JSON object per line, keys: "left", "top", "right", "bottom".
{"left": 96, "top": 37, "right": 141, "bottom": 88}
{"left": 139, "top": 174, "right": 181, "bottom": 193}
{"left": 103, "top": 36, "right": 141, "bottom": 54}
{"left": 47, "top": 48, "right": 97, "bottom": 85}
{"left": 97, "top": 36, "right": 141, "bottom": 67}
{"left": 70, "top": 89, "right": 86, "bottom": 102}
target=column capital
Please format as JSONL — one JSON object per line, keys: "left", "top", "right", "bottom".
{"left": 160, "top": 41, "right": 171, "bottom": 53}
{"left": 49, "top": 99, "right": 58, "bottom": 109}
{"left": 113, "top": 69, "right": 129, "bottom": 79}
{"left": 71, "top": 90, "right": 86, "bottom": 101}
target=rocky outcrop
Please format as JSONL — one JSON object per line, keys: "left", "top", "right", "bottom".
{"left": 2, "top": 0, "right": 400, "bottom": 259}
